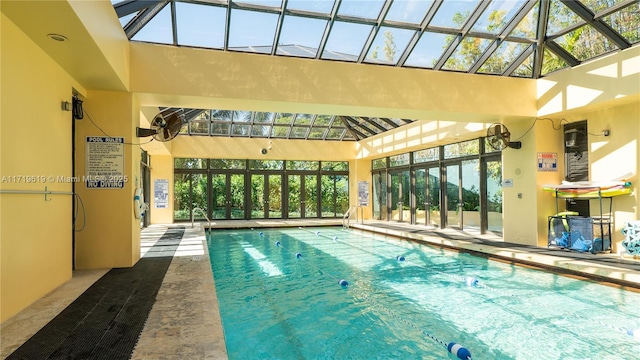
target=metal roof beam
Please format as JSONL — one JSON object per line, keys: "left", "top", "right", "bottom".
{"left": 545, "top": 41, "right": 580, "bottom": 67}
{"left": 114, "top": 0, "right": 163, "bottom": 17}
{"left": 124, "top": 1, "right": 169, "bottom": 39}
{"left": 533, "top": 0, "right": 551, "bottom": 79}
{"left": 502, "top": 44, "right": 535, "bottom": 76}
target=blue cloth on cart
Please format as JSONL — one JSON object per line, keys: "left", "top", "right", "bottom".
{"left": 570, "top": 231, "right": 591, "bottom": 252}
{"left": 556, "top": 232, "right": 569, "bottom": 247}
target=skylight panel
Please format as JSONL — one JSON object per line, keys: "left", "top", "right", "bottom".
{"left": 308, "top": 127, "right": 328, "bottom": 139}
{"left": 231, "top": 124, "right": 251, "bottom": 136}
{"left": 189, "top": 121, "right": 210, "bottom": 135}
{"left": 229, "top": 9, "right": 278, "bottom": 53}
{"left": 211, "top": 123, "right": 231, "bottom": 135}
{"left": 290, "top": 127, "right": 309, "bottom": 138}
{"left": 343, "top": 132, "right": 356, "bottom": 140}
{"left": 233, "top": 110, "right": 252, "bottom": 122}
{"left": 602, "top": 6, "right": 640, "bottom": 44}
{"left": 233, "top": 0, "right": 283, "bottom": 8}
{"left": 271, "top": 125, "right": 291, "bottom": 138}
{"left": 251, "top": 125, "right": 271, "bottom": 137}
{"left": 326, "top": 128, "right": 345, "bottom": 140}
{"left": 212, "top": 110, "right": 233, "bottom": 121}
{"left": 337, "top": 0, "right": 385, "bottom": 20}
{"left": 579, "top": 0, "right": 629, "bottom": 14}
{"left": 511, "top": 52, "right": 534, "bottom": 78}
{"left": 478, "top": 41, "right": 530, "bottom": 74}
{"left": 277, "top": 15, "right": 327, "bottom": 57}
{"left": 286, "top": 0, "right": 334, "bottom": 14}
{"left": 254, "top": 112, "right": 275, "bottom": 123}
{"left": 365, "top": 27, "right": 415, "bottom": 65}
{"left": 313, "top": 115, "right": 333, "bottom": 126}
{"left": 176, "top": 2, "right": 226, "bottom": 48}
{"left": 510, "top": 1, "right": 539, "bottom": 39}
{"left": 442, "top": 37, "right": 493, "bottom": 71}
{"left": 294, "top": 114, "right": 313, "bottom": 125}
{"left": 277, "top": 45, "right": 319, "bottom": 56}
{"left": 471, "top": 0, "right": 526, "bottom": 34}
{"left": 275, "top": 113, "right": 294, "bottom": 124}
{"left": 322, "top": 21, "right": 373, "bottom": 60}
{"left": 118, "top": 12, "right": 137, "bottom": 28}
{"left": 391, "top": 118, "right": 411, "bottom": 126}
{"left": 131, "top": 4, "right": 173, "bottom": 44}
{"left": 404, "top": 32, "right": 452, "bottom": 68}
{"left": 429, "top": 0, "right": 481, "bottom": 29}
{"left": 384, "top": 0, "right": 434, "bottom": 24}
{"left": 546, "top": 0, "right": 584, "bottom": 35}
{"left": 541, "top": 48, "right": 570, "bottom": 76}
{"left": 554, "top": 25, "right": 619, "bottom": 61}
{"left": 370, "top": 117, "right": 391, "bottom": 130}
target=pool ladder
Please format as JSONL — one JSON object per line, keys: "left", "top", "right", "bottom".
{"left": 191, "top": 207, "right": 212, "bottom": 231}
{"left": 342, "top": 205, "right": 359, "bottom": 228}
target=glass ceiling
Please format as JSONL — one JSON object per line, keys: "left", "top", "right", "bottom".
{"left": 163, "top": 108, "right": 414, "bottom": 141}
{"left": 117, "top": 0, "right": 640, "bottom": 140}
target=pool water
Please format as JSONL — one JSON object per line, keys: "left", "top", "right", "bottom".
{"left": 206, "top": 227, "right": 640, "bottom": 360}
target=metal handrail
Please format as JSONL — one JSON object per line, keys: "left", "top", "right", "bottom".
{"left": 0, "top": 186, "right": 74, "bottom": 201}
{"left": 342, "top": 205, "right": 358, "bottom": 228}
{"left": 191, "top": 207, "right": 212, "bottom": 230}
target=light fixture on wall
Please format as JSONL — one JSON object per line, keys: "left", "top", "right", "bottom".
{"left": 47, "top": 33, "right": 68, "bottom": 42}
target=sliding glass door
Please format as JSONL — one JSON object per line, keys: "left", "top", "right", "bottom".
{"left": 415, "top": 166, "right": 440, "bottom": 227}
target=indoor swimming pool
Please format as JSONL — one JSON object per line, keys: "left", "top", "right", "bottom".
{"left": 206, "top": 227, "right": 640, "bottom": 360}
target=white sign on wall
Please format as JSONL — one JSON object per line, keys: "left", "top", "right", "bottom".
{"left": 85, "top": 136, "right": 125, "bottom": 188}
{"left": 358, "top": 181, "right": 369, "bottom": 206}
{"left": 154, "top": 179, "right": 169, "bottom": 209}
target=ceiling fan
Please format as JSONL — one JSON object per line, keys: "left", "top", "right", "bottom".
{"left": 136, "top": 110, "right": 184, "bottom": 142}
{"left": 486, "top": 123, "right": 522, "bottom": 151}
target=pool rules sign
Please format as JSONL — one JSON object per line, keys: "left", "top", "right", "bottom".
{"left": 85, "top": 136, "right": 125, "bottom": 189}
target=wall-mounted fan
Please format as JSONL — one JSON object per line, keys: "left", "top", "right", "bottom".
{"left": 486, "top": 123, "right": 522, "bottom": 151}
{"left": 136, "top": 111, "right": 184, "bottom": 142}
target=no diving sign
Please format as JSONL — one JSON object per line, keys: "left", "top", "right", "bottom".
{"left": 86, "top": 136, "right": 125, "bottom": 188}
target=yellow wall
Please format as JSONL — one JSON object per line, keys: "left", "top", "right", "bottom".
{"left": 170, "top": 136, "right": 355, "bottom": 161}
{"left": 582, "top": 104, "right": 638, "bottom": 252}
{"left": 74, "top": 91, "right": 141, "bottom": 269}
{"left": 537, "top": 46, "right": 640, "bottom": 117}
{"left": 130, "top": 42, "right": 536, "bottom": 122}
{"left": 352, "top": 158, "right": 373, "bottom": 220}
{"left": 0, "top": 13, "right": 84, "bottom": 322}
{"left": 1, "top": 0, "right": 129, "bottom": 91}
{"left": 533, "top": 120, "right": 566, "bottom": 247}
{"left": 357, "top": 120, "right": 496, "bottom": 159}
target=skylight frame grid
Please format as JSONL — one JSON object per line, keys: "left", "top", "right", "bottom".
{"left": 116, "top": 0, "right": 640, "bottom": 81}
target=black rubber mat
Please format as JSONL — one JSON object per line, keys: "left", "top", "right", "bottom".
{"left": 7, "top": 226, "right": 185, "bottom": 360}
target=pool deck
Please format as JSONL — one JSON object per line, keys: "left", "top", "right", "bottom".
{"left": 3, "top": 219, "right": 640, "bottom": 359}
